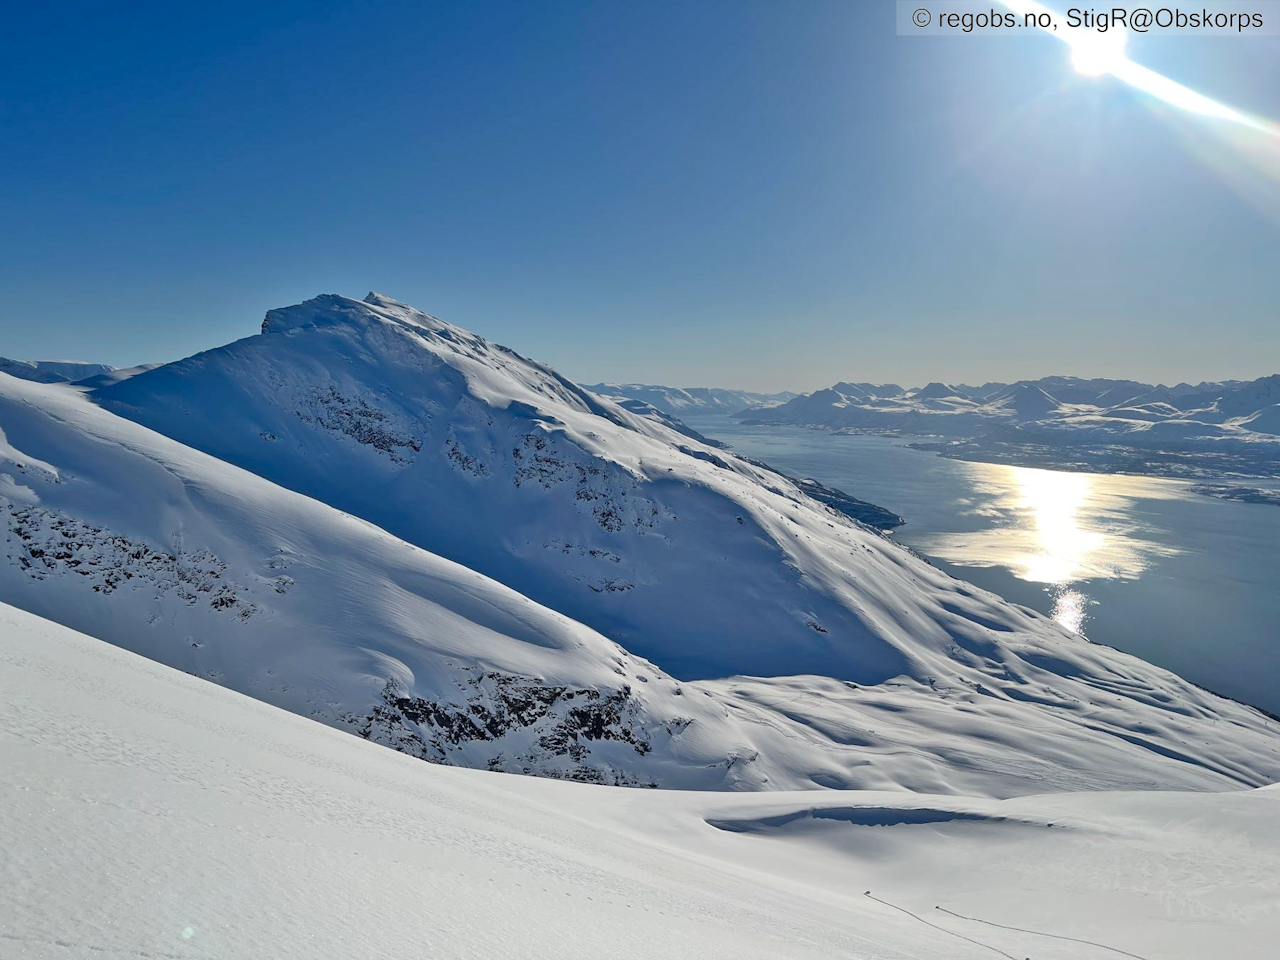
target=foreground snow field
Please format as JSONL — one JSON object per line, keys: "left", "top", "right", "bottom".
{"left": 3, "top": 602, "right": 1278, "bottom": 960}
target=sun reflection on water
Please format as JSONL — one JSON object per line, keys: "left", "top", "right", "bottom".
{"left": 1014, "top": 468, "right": 1105, "bottom": 585}
{"left": 1049, "top": 585, "right": 1089, "bottom": 635}
{"left": 1015, "top": 469, "right": 1105, "bottom": 633}
{"left": 914, "top": 464, "right": 1187, "bottom": 636}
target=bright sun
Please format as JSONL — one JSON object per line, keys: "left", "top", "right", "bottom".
{"left": 1069, "top": 26, "right": 1129, "bottom": 76}
{"left": 998, "top": 0, "right": 1271, "bottom": 130}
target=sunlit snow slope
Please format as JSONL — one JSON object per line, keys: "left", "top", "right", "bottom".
{"left": 9, "top": 371, "right": 1280, "bottom": 793}
{"left": 4, "top": 603, "right": 1278, "bottom": 960}
{"left": 98, "top": 292, "right": 927, "bottom": 681}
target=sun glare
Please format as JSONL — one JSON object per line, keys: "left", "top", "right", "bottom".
{"left": 998, "top": 0, "right": 1276, "bottom": 136}
{"left": 1013, "top": 468, "right": 1105, "bottom": 585}
{"left": 1068, "top": 26, "right": 1128, "bottom": 77}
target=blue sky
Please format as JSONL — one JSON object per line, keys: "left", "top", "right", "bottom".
{"left": 2, "top": 1, "right": 1277, "bottom": 391}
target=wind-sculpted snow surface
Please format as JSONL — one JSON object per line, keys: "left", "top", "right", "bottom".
{"left": 0, "top": 293, "right": 1276, "bottom": 795}
{"left": 5, "top": 605, "right": 1280, "bottom": 959}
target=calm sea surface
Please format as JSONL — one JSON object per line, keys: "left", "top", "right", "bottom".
{"left": 686, "top": 416, "right": 1280, "bottom": 715}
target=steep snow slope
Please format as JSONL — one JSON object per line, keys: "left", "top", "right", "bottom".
{"left": 72, "top": 362, "right": 166, "bottom": 389}
{"left": 92, "top": 293, "right": 1015, "bottom": 680}
{"left": 5, "top": 603, "right": 1279, "bottom": 960}
{"left": 599, "top": 395, "right": 732, "bottom": 448}
{"left": 16, "top": 371, "right": 1280, "bottom": 794}
{"left": 0, "top": 373, "right": 744, "bottom": 786}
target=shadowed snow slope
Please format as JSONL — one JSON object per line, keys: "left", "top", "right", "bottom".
{"left": 4, "top": 604, "right": 1278, "bottom": 959}
{"left": 0, "top": 293, "right": 1276, "bottom": 794}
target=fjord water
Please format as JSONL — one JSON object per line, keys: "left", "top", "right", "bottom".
{"left": 687, "top": 417, "right": 1280, "bottom": 715}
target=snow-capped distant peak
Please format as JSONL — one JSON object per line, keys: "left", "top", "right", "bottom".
{"left": 911, "top": 381, "right": 959, "bottom": 400}
{"left": 994, "top": 383, "right": 1061, "bottom": 419}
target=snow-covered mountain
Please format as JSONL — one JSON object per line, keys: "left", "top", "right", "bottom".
{"left": 4, "top": 292, "right": 1280, "bottom": 795}
{"left": 739, "top": 384, "right": 998, "bottom": 436}
{"left": 95, "top": 293, "right": 945, "bottom": 682}
{"left": 748, "top": 374, "right": 1280, "bottom": 432}
{"left": 0, "top": 374, "right": 734, "bottom": 786}
{"left": 739, "top": 373, "right": 1280, "bottom": 476}
{"left": 989, "top": 383, "right": 1062, "bottom": 421}
{"left": 0, "top": 356, "right": 114, "bottom": 383}
{"left": 910, "top": 381, "right": 964, "bottom": 402}
{"left": 1179, "top": 373, "right": 1280, "bottom": 419}
{"left": 6, "top": 602, "right": 1280, "bottom": 959}
{"left": 946, "top": 377, "right": 1153, "bottom": 406}
{"left": 583, "top": 382, "right": 795, "bottom": 416}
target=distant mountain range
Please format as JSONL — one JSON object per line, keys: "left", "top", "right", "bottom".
{"left": 734, "top": 375, "right": 1280, "bottom": 479}
{"left": 582, "top": 382, "right": 796, "bottom": 416}
{"left": 3, "top": 293, "right": 1275, "bottom": 795}
{"left": 0, "top": 356, "right": 115, "bottom": 384}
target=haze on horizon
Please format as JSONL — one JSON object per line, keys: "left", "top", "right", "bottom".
{"left": 3, "top": 2, "right": 1278, "bottom": 393}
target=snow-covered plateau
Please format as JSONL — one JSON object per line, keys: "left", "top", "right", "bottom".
{"left": 4, "top": 603, "right": 1278, "bottom": 959}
